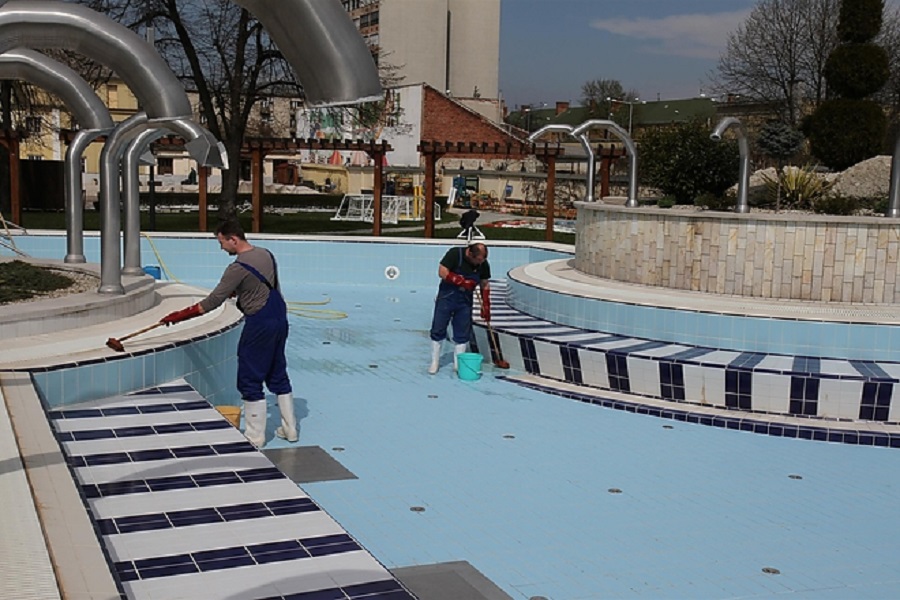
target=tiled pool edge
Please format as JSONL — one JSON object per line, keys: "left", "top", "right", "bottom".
{"left": 1, "top": 371, "right": 121, "bottom": 600}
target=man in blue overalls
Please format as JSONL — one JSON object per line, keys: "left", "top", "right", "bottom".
{"left": 429, "top": 242, "right": 491, "bottom": 374}
{"left": 161, "top": 220, "right": 297, "bottom": 448}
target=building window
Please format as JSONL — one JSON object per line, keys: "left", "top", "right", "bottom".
{"left": 25, "top": 116, "right": 42, "bottom": 133}
{"left": 107, "top": 84, "right": 118, "bottom": 109}
{"left": 157, "top": 157, "right": 174, "bottom": 175}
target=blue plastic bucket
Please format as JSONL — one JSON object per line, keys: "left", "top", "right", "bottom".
{"left": 143, "top": 265, "right": 161, "bottom": 279}
{"left": 457, "top": 352, "right": 483, "bottom": 381}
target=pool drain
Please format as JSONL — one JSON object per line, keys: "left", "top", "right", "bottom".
{"left": 762, "top": 567, "right": 780, "bottom": 575}
{"left": 410, "top": 506, "right": 425, "bottom": 512}
{"left": 662, "top": 424, "right": 674, "bottom": 429}
{"left": 369, "top": 364, "right": 378, "bottom": 368}
{"left": 788, "top": 474, "right": 803, "bottom": 480}
{"left": 428, "top": 394, "right": 438, "bottom": 399}
{"left": 608, "top": 488, "right": 622, "bottom": 494}
{"left": 332, "top": 447, "right": 345, "bottom": 452}
{"left": 502, "top": 434, "right": 515, "bottom": 439}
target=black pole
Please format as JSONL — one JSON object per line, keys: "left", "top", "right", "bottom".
{"left": 148, "top": 165, "right": 156, "bottom": 231}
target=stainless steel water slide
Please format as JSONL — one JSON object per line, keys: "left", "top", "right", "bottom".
{"left": 0, "top": 0, "right": 381, "bottom": 293}
{"left": 0, "top": 48, "right": 113, "bottom": 264}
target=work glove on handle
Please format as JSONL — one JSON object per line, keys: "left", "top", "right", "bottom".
{"left": 480, "top": 292, "right": 491, "bottom": 321}
{"left": 161, "top": 303, "right": 202, "bottom": 325}
{"left": 446, "top": 272, "right": 477, "bottom": 291}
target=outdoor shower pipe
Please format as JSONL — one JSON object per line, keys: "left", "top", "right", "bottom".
{"left": 233, "top": 0, "right": 382, "bottom": 106}
{"left": 572, "top": 120, "right": 639, "bottom": 207}
{"left": 99, "top": 113, "right": 227, "bottom": 293}
{"left": 122, "top": 129, "right": 165, "bottom": 275}
{"left": 887, "top": 136, "right": 900, "bottom": 217}
{"left": 711, "top": 117, "right": 750, "bottom": 213}
{"left": 528, "top": 124, "right": 598, "bottom": 202}
{"left": 0, "top": 48, "right": 114, "bottom": 264}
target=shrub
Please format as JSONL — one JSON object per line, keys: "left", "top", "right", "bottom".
{"left": 656, "top": 197, "right": 675, "bottom": 209}
{"left": 639, "top": 120, "right": 740, "bottom": 204}
{"left": 694, "top": 192, "right": 734, "bottom": 211}
{"left": 807, "top": 99, "right": 887, "bottom": 170}
{"left": 824, "top": 44, "right": 890, "bottom": 98}
{"left": 760, "top": 165, "right": 834, "bottom": 210}
{"left": 812, "top": 194, "right": 859, "bottom": 215}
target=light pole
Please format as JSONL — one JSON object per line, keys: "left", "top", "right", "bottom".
{"left": 606, "top": 97, "right": 642, "bottom": 136}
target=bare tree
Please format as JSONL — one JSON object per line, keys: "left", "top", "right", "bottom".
{"left": 580, "top": 79, "right": 639, "bottom": 110}
{"left": 76, "top": 0, "right": 301, "bottom": 222}
{"left": 712, "top": 0, "right": 840, "bottom": 124}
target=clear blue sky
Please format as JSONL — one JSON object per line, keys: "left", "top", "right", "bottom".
{"left": 499, "top": 0, "right": 900, "bottom": 109}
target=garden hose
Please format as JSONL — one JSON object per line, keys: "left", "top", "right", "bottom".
{"left": 142, "top": 232, "right": 347, "bottom": 320}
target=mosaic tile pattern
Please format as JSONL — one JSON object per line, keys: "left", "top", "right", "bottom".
{"left": 47, "top": 381, "right": 415, "bottom": 600}
{"left": 473, "top": 283, "right": 900, "bottom": 440}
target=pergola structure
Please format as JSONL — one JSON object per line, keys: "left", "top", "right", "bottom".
{"left": 155, "top": 136, "right": 392, "bottom": 234}
{"left": 0, "top": 128, "right": 22, "bottom": 223}
{"left": 417, "top": 140, "right": 565, "bottom": 240}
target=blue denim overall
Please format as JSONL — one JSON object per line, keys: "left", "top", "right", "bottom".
{"left": 429, "top": 247, "right": 481, "bottom": 344}
{"left": 235, "top": 255, "right": 292, "bottom": 402}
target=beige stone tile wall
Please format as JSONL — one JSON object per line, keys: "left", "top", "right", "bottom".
{"left": 574, "top": 203, "right": 900, "bottom": 303}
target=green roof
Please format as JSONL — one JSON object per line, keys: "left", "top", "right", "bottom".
{"left": 507, "top": 98, "right": 717, "bottom": 132}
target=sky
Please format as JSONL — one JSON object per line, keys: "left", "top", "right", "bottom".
{"left": 499, "top": 0, "right": 900, "bottom": 109}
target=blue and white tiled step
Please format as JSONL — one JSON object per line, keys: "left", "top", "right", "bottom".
{"left": 472, "top": 283, "right": 900, "bottom": 443}
{"left": 48, "top": 380, "right": 414, "bottom": 600}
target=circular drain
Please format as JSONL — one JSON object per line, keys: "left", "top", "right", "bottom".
{"left": 332, "top": 447, "right": 345, "bottom": 452}
{"left": 369, "top": 364, "right": 379, "bottom": 369}
{"left": 393, "top": 318, "right": 401, "bottom": 322}
{"left": 322, "top": 341, "right": 331, "bottom": 345}
{"left": 762, "top": 567, "right": 781, "bottom": 575}
{"left": 662, "top": 424, "right": 674, "bottom": 429}
{"left": 410, "top": 506, "right": 425, "bottom": 512}
{"left": 502, "top": 434, "right": 515, "bottom": 439}
{"left": 788, "top": 474, "right": 803, "bottom": 480}
{"left": 608, "top": 488, "right": 623, "bottom": 494}
{"left": 428, "top": 394, "right": 438, "bottom": 399}
{"left": 529, "top": 597, "right": 550, "bottom": 600}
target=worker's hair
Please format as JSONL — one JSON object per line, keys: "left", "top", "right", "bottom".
{"left": 468, "top": 242, "right": 488, "bottom": 259}
{"left": 215, "top": 220, "right": 246, "bottom": 240}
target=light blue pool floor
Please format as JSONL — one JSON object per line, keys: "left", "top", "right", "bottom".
{"left": 255, "top": 283, "right": 900, "bottom": 599}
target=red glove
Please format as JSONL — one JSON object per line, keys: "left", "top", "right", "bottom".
{"left": 446, "top": 272, "right": 477, "bottom": 291}
{"left": 480, "top": 292, "right": 491, "bottom": 321}
{"left": 161, "top": 303, "right": 203, "bottom": 325}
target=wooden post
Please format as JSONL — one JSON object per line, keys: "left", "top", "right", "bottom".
{"left": 424, "top": 152, "right": 437, "bottom": 239}
{"left": 198, "top": 166, "right": 208, "bottom": 232}
{"left": 544, "top": 155, "right": 556, "bottom": 242}
{"left": 251, "top": 146, "right": 264, "bottom": 233}
{"left": 372, "top": 147, "right": 384, "bottom": 237}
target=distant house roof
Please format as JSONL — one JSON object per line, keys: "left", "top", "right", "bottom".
{"left": 507, "top": 97, "right": 717, "bottom": 133}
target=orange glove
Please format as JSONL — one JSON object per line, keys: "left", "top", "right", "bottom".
{"left": 161, "top": 303, "right": 202, "bottom": 325}
{"left": 480, "top": 292, "right": 491, "bottom": 321}
{"left": 446, "top": 272, "right": 477, "bottom": 291}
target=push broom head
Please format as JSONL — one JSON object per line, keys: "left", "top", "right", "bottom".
{"left": 106, "top": 337, "right": 125, "bottom": 352}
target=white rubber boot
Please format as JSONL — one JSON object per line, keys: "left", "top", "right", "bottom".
{"left": 454, "top": 343, "right": 467, "bottom": 372}
{"left": 242, "top": 400, "right": 267, "bottom": 448}
{"left": 274, "top": 393, "right": 299, "bottom": 442}
{"left": 428, "top": 340, "right": 442, "bottom": 374}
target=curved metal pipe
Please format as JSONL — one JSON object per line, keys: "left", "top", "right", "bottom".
{"left": 0, "top": 1, "right": 192, "bottom": 118}
{"left": 0, "top": 48, "right": 115, "bottom": 263}
{"left": 122, "top": 129, "right": 165, "bottom": 275}
{"left": 99, "top": 113, "right": 226, "bottom": 293}
{"left": 711, "top": 117, "right": 750, "bottom": 213}
{"left": 233, "top": 0, "right": 381, "bottom": 106}
{"left": 887, "top": 136, "right": 900, "bottom": 218}
{"left": 572, "top": 119, "right": 639, "bottom": 207}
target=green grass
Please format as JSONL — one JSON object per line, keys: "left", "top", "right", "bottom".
{"left": 18, "top": 210, "right": 576, "bottom": 245}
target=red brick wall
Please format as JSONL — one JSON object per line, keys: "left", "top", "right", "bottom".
{"left": 421, "top": 86, "right": 523, "bottom": 159}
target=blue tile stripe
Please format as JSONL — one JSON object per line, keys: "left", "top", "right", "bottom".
{"left": 114, "top": 533, "right": 363, "bottom": 581}
{"left": 81, "top": 466, "right": 285, "bottom": 499}
{"left": 96, "top": 497, "right": 320, "bottom": 535}
{"left": 56, "top": 419, "right": 232, "bottom": 442}
{"left": 49, "top": 399, "right": 211, "bottom": 420}
{"left": 67, "top": 440, "right": 256, "bottom": 468}
{"left": 505, "top": 376, "right": 900, "bottom": 449}
{"left": 259, "top": 579, "right": 414, "bottom": 600}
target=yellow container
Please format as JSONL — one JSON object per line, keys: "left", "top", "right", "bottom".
{"left": 216, "top": 405, "right": 242, "bottom": 428}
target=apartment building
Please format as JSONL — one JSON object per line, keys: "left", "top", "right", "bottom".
{"left": 342, "top": 0, "right": 500, "bottom": 100}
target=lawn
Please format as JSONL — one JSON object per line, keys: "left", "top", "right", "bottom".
{"left": 17, "top": 209, "right": 576, "bottom": 244}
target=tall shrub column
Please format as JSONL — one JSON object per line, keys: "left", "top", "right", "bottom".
{"left": 807, "top": 0, "right": 889, "bottom": 171}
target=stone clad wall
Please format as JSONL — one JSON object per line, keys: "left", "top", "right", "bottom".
{"left": 574, "top": 203, "right": 900, "bottom": 303}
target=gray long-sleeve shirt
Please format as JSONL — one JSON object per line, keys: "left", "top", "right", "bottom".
{"left": 199, "top": 246, "right": 279, "bottom": 316}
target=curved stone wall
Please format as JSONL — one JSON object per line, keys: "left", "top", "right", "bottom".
{"left": 574, "top": 203, "right": 900, "bottom": 303}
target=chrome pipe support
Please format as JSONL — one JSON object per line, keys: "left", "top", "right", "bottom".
{"left": 711, "top": 117, "right": 751, "bottom": 214}
{"left": 122, "top": 129, "right": 165, "bottom": 275}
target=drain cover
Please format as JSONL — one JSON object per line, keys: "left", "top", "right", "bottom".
{"left": 788, "top": 474, "right": 803, "bottom": 480}
{"left": 502, "top": 434, "right": 515, "bottom": 439}
{"left": 410, "top": 506, "right": 426, "bottom": 512}
{"left": 762, "top": 567, "right": 780, "bottom": 575}
{"left": 369, "top": 364, "right": 378, "bottom": 368}
{"left": 428, "top": 394, "right": 438, "bottom": 398}
{"left": 608, "top": 488, "right": 622, "bottom": 494}
{"left": 332, "top": 447, "right": 345, "bottom": 452}
{"left": 662, "top": 424, "right": 674, "bottom": 429}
